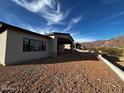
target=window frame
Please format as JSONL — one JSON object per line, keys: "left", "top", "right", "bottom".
{"left": 23, "top": 38, "right": 46, "bottom": 52}
{"left": 23, "top": 38, "right": 30, "bottom": 52}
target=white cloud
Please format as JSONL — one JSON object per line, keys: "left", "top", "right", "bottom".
{"left": 11, "top": 0, "right": 68, "bottom": 25}
{"left": 25, "top": 24, "right": 59, "bottom": 34}
{"left": 72, "top": 16, "right": 82, "bottom": 24}
{"left": 0, "top": 8, "right": 30, "bottom": 29}
{"left": 37, "top": 27, "right": 55, "bottom": 34}
{"left": 24, "top": 24, "right": 96, "bottom": 43}
{"left": 67, "top": 32, "right": 95, "bottom": 43}
{"left": 92, "top": 10, "right": 124, "bottom": 27}
{"left": 69, "top": 32, "right": 81, "bottom": 37}
{"left": 0, "top": 8, "right": 53, "bottom": 34}
{"left": 11, "top": 0, "right": 84, "bottom": 42}
{"left": 7, "top": 0, "right": 89, "bottom": 43}
{"left": 74, "top": 37, "right": 96, "bottom": 43}
{"left": 102, "top": 0, "right": 121, "bottom": 4}
{"left": 64, "top": 16, "right": 82, "bottom": 32}
{"left": 73, "top": 33, "right": 96, "bottom": 43}
{"left": 110, "top": 21, "right": 123, "bottom": 24}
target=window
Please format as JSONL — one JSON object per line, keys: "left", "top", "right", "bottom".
{"left": 23, "top": 38, "right": 46, "bottom": 52}
{"left": 23, "top": 38, "right": 30, "bottom": 51}
{"left": 42, "top": 41, "right": 46, "bottom": 51}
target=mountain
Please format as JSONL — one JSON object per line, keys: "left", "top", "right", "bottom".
{"left": 80, "top": 35, "right": 124, "bottom": 48}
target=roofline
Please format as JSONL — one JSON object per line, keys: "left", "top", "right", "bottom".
{"left": 46, "top": 32, "right": 74, "bottom": 41}
{"left": 0, "top": 22, "right": 51, "bottom": 39}
{"left": 0, "top": 22, "right": 74, "bottom": 41}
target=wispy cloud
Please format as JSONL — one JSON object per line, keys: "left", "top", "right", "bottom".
{"left": 29, "top": 26, "right": 56, "bottom": 34}
{"left": 6, "top": 0, "right": 86, "bottom": 42}
{"left": 74, "top": 37, "right": 96, "bottom": 43}
{"left": 71, "top": 32, "right": 96, "bottom": 43}
{"left": 0, "top": 8, "right": 28, "bottom": 28}
{"left": 93, "top": 10, "right": 124, "bottom": 26}
{"left": 11, "top": 0, "right": 69, "bottom": 25}
{"left": 0, "top": 5, "right": 83, "bottom": 40}
{"left": 110, "top": 21, "right": 123, "bottom": 24}
{"left": 20, "top": 15, "right": 86, "bottom": 43}
{"left": 102, "top": 0, "right": 122, "bottom": 4}
{"left": 0, "top": 8, "right": 49, "bottom": 34}
{"left": 27, "top": 25, "right": 96, "bottom": 43}
{"left": 64, "top": 16, "right": 82, "bottom": 32}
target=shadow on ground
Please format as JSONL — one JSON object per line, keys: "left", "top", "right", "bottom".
{"left": 11, "top": 51, "right": 98, "bottom": 66}
{"left": 101, "top": 54, "right": 124, "bottom": 71}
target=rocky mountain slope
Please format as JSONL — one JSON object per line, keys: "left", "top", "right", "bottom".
{"left": 81, "top": 35, "right": 124, "bottom": 48}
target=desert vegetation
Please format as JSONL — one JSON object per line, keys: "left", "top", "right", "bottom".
{"left": 120, "top": 45, "right": 124, "bottom": 57}
{"left": 88, "top": 47, "right": 123, "bottom": 56}
{"left": 81, "top": 46, "right": 122, "bottom": 56}
{"left": 80, "top": 35, "right": 124, "bottom": 57}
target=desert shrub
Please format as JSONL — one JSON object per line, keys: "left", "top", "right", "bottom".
{"left": 81, "top": 46, "right": 123, "bottom": 56}
{"left": 120, "top": 45, "right": 124, "bottom": 57}
{"left": 96, "top": 47, "right": 123, "bottom": 56}
{"left": 85, "top": 47, "right": 123, "bottom": 56}
{"left": 87, "top": 47, "right": 99, "bottom": 52}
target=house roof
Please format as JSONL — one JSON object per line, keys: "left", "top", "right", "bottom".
{"left": 0, "top": 22, "right": 74, "bottom": 41}
{"left": 46, "top": 32, "right": 74, "bottom": 41}
{"left": 0, "top": 22, "right": 51, "bottom": 39}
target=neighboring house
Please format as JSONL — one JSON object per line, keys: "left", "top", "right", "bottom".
{"left": 74, "top": 43, "right": 81, "bottom": 49}
{"left": 0, "top": 22, "right": 74, "bottom": 66}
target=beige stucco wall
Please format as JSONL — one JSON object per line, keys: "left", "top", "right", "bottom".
{"left": 48, "top": 35, "right": 57, "bottom": 57}
{"left": 5, "top": 29, "right": 50, "bottom": 65}
{"left": 0, "top": 29, "right": 74, "bottom": 65}
{"left": 0, "top": 30, "right": 7, "bottom": 66}
{"left": 48, "top": 34, "right": 74, "bottom": 56}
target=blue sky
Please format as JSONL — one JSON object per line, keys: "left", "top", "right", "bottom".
{"left": 0, "top": 0, "right": 124, "bottom": 42}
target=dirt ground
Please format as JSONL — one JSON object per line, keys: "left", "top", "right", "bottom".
{"left": 0, "top": 52, "right": 124, "bottom": 93}
{"left": 118, "top": 58, "right": 124, "bottom": 67}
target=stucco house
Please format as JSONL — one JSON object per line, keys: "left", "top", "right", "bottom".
{"left": 0, "top": 22, "right": 74, "bottom": 66}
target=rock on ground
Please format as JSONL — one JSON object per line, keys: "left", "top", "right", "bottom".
{"left": 0, "top": 53, "right": 124, "bottom": 93}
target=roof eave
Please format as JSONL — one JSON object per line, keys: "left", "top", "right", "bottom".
{"left": 47, "top": 32, "right": 74, "bottom": 41}
{"left": 0, "top": 22, "right": 51, "bottom": 39}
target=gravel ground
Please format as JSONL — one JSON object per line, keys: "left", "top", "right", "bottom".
{"left": 0, "top": 52, "right": 124, "bottom": 93}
